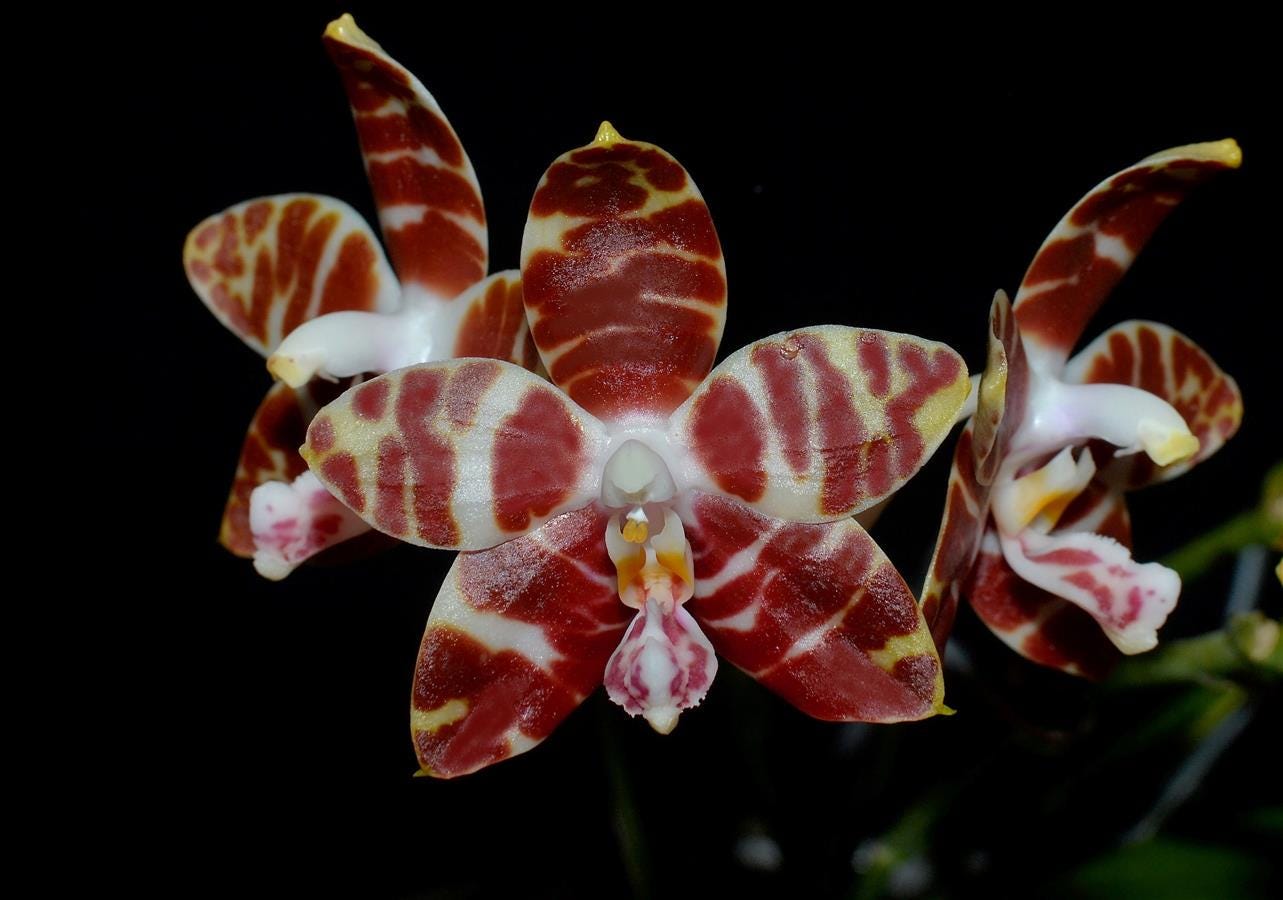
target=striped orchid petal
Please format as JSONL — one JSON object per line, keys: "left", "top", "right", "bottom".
{"left": 920, "top": 424, "right": 990, "bottom": 650}
{"left": 184, "top": 194, "right": 400, "bottom": 357}
{"left": 219, "top": 380, "right": 350, "bottom": 557}
{"left": 1063, "top": 321, "right": 1242, "bottom": 489}
{"left": 323, "top": 15, "right": 487, "bottom": 300}
{"left": 450, "top": 272, "right": 540, "bottom": 369}
{"left": 968, "top": 484, "right": 1128, "bottom": 679}
{"left": 1013, "top": 140, "right": 1241, "bottom": 371}
{"left": 684, "top": 493, "right": 945, "bottom": 722}
{"left": 521, "top": 122, "right": 727, "bottom": 423}
{"left": 671, "top": 327, "right": 969, "bottom": 522}
{"left": 303, "top": 360, "right": 610, "bottom": 550}
{"left": 412, "top": 504, "right": 631, "bottom": 778}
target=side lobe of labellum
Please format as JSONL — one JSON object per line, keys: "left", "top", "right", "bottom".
{"left": 521, "top": 125, "right": 727, "bottom": 422}
{"left": 684, "top": 493, "right": 944, "bottom": 722}
{"left": 184, "top": 194, "right": 401, "bottom": 357}
{"left": 412, "top": 505, "right": 632, "bottom": 778}
{"left": 672, "top": 326, "right": 969, "bottom": 523}
{"left": 1063, "top": 320, "right": 1242, "bottom": 489}
{"left": 967, "top": 484, "right": 1129, "bottom": 679}
{"left": 1012, "top": 139, "right": 1241, "bottom": 370}
{"left": 303, "top": 360, "right": 609, "bottom": 550}
{"left": 324, "top": 15, "right": 487, "bottom": 301}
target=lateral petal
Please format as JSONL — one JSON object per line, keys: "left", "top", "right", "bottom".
{"left": 303, "top": 360, "right": 610, "bottom": 550}
{"left": 671, "top": 327, "right": 968, "bottom": 521}
{"left": 1063, "top": 320, "right": 1242, "bottom": 488}
{"left": 184, "top": 195, "right": 400, "bottom": 357}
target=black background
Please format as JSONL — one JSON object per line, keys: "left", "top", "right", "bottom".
{"left": 78, "top": 6, "right": 1278, "bottom": 896}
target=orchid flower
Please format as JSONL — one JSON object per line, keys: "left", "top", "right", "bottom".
{"left": 922, "top": 141, "right": 1244, "bottom": 678}
{"left": 181, "top": 15, "right": 535, "bottom": 579}
{"left": 301, "top": 122, "right": 972, "bottom": 776}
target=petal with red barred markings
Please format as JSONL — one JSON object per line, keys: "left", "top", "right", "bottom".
{"left": 684, "top": 493, "right": 945, "bottom": 721}
{"left": 303, "top": 360, "right": 610, "bottom": 550}
{"left": 919, "top": 423, "right": 991, "bottom": 651}
{"left": 184, "top": 194, "right": 400, "bottom": 356}
{"left": 1063, "top": 320, "right": 1242, "bottom": 489}
{"left": 412, "top": 504, "right": 632, "bottom": 778}
{"left": 672, "top": 327, "right": 969, "bottom": 522}
{"left": 1013, "top": 140, "right": 1241, "bottom": 370}
{"left": 521, "top": 124, "right": 726, "bottom": 422}
{"left": 324, "top": 15, "right": 487, "bottom": 300}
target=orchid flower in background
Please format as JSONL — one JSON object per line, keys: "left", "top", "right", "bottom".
{"left": 182, "top": 15, "right": 535, "bottom": 579}
{"left": 302, "top": 122, "right": 972, "bottom": 777}
{"left": 921, "top": 140, "right": 1244, "bottom": 679}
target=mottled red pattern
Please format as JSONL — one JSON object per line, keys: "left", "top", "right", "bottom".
{"left": 967, "top": 543, "right": 1118, "bottom": 680}
{"left": 751, "top": 342, "right": 810, "bottom": 474}
{"left": 385, "top": 212, "right": 485, "bottom": 300}
{"left": 323, "top": 29, "right": 485, "bottom": 299}
{"left": 352, "top": 380, "right": 390, "bottom": 421}
{"left": 804, "top": 335, "right": 867, "bottom": 513}
{"left": 413, "top": 627, "right": 577, "bottom": 778}
{"left": 319, "top": 233, "right": 380, "bottom": 315}
{"left": 1016, "top": 157, "right": 1236, "bottom": 361}
{"left": 394, "top": 368, "right": 459, "bottom": 546}
{"left": 689, "top": 378, "right": 766, "bottom": 502}
{"left": 413, "top": 506, "right": 631, "bottom": 777}
{"left": 491, "top": 388, "right": 587, "bottom": 532}
{"left": 454, "top": 278, "right": 527, "bottom": 362}
{"left": 686, "top": 495, "right": 936, "bottom": 720}
{"left": 1073, "top": 322, "right": 1242, "bottom": 488}
{"left": 320, "top": 453, "right": 364, "bottom": 513}
{"left": 525, "top": 141, "right": 724, "bottom": 421}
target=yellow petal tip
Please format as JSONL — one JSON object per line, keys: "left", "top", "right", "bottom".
{"left": 594, "top": 120, "right": 625, "bottom": 145}
{"left": 266, "top": 354, "right": 311, "bottom": 389}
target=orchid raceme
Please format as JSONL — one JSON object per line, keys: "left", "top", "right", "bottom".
{"left": 302, "top": 123, "right": 972, "bottom": 777}
{"left": 181, "top": 15, "right": 535, "bottom": 579}
{"left": 922, "top": 140, "right": 1244, "bottom": 679}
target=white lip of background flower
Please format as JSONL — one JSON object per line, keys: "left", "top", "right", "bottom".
{"left": 182, "top": 15, "right": 536, "bottom": 579}
{"left": 921, "top": 140, "right": 1244, "bottom": 677}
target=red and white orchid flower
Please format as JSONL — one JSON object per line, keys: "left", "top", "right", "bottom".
{"left": 922, "top": 140, "right": 1244, "bottom": 679}
{"left": 182, "top": 16, "right": 535, "bottom": 579}
{"left": 302, "top": 122, "right": 973, "bottom": 777}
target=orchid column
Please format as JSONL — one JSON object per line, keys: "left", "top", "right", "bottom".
{"left": 303, "top": 123, "right": 973, "bottom": 777}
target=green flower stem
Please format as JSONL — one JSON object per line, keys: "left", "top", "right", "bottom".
{"left": 1160, "top": 510, "right": 1269, "bottom": 581}
{"left": 1108, "top": 612, "right": 1281, "bottom": 688}
{"left": 600, "top": 710, "right": 651, "bottom": 900}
